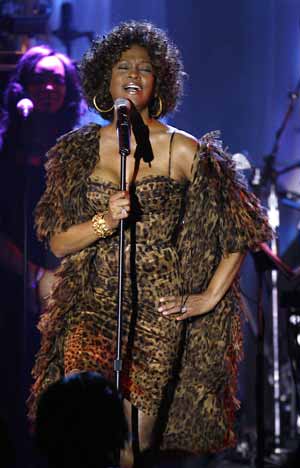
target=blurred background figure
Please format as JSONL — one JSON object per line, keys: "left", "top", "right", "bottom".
{"left": 35, "top": 371, "right": 128, "bottom": 468}
{"left": 0, "top": 44, "right": 84, "bottom": 290}
{"left": 0, "top": 43, "right": 85, "bottom": 468}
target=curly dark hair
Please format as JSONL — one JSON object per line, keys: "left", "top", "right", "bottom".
{"left": 0, "top": 45, "right": 84, "bottom": 152}
{"left": 80, "top": 20, "right": 185, "bottom": 121}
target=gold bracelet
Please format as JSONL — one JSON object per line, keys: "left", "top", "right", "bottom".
{"left": 91, "top": 212, "right": 115, "bottom": 238}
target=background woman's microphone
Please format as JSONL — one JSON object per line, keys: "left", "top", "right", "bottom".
{"left": 16, "top": 98, "right": 34, "bottom": 118}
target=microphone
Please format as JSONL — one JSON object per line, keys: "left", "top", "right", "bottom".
{"left": 17, "top": 98, "right": 34, "bottom": 118}
{"left": 115, "top": 98, "right": 131, "bottom": 156}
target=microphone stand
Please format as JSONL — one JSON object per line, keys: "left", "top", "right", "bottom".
{"left": 19, "top": 114, "right": 30, "bottom": 376}
{"left": 15, "top": 112, "right": 31, "bottom": 464}
{"left": 115, "top": 111, "right": 131, "bottom": 391}
{"left": 252, "top": 77, "right": 300, "bottom": 466}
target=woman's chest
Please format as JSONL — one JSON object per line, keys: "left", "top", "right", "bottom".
{"left": 90, "top": 131, "right": 182, "bottom": 184}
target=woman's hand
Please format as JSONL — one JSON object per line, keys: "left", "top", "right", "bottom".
{"left": 158, "top": 290, "right": 218, "bottom": 321}
{"left": 159, "top": 252, "right": 244, "bottom": 321}
{"left": 105, "top": 189, "right": 130, "bottom": 230}
{"left": 38, "top": 268, "right": 58, "bottom": 302}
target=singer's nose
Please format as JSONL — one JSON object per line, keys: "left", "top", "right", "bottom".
{"left": 128, "top": 66, "right": 139, "bottom": 78}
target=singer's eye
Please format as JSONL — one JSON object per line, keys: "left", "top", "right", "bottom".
{"left": 139, "top": 66, "right": 152, "bottom": 73}
{"left": 117, "top": 63, "right": 129, "bottom": 70}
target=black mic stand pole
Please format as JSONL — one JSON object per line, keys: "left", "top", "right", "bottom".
{"left": 115, "top": 112, "right": 131, "bottom": 392}
{"left": 19, "top": 114, "right": 30, "bottom": 377}
{"left": 16, "top": 112, "right": 31, "bottom": 459}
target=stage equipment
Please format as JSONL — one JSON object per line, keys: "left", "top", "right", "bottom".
{"left": 0, "top": 1, "right": 51, "bottom": 38}
{"left": 287, "top": 308, "right": 300, "bottom": 429}
{"left": 251, "top": 77, "right": 300, "bottom": 467}
{"left": 52, "top": 2, "right": 94, "bottom": 57}
{"left": 252, "top": 243, "right": 295, "bottom": 468}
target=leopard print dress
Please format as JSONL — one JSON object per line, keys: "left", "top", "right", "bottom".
{"left": 63, "top": 175, "right": 186, "bottom": 415}
{"left": 29, "top": 124, "right": 272, "bottom": 454}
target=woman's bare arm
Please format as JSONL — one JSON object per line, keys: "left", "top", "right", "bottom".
{"left": 50, "top": 220, "right": 100, "bottom": 258}
{"left": 50, "top": 190, "right": 130, "bottom": 257}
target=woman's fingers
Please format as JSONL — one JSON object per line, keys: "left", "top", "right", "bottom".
{"left": 158, "top": 294, "right": 214, "bottom": 321}
{"left": 103, "top": 190, "right": 131, "bottom": 229}
{"left": 110, "top": 190, "right": 128, "bottom": 201}
{"left": 110, "top": 203, "right": 130, "bottom": 218}
{"left": 158, "top": 296, "right": 181, "bottom": 315}
{"left": 176, "top": 306, "right": 191, "bottom": 321}
{"left": 119, "top": 207, "right": 129, "bottom": 218}
{"left": 158, "top": 295, "right": 191, "bottom": 320}
{"left": 109, "top": 191, "right": 130, "bottom": 220}
{"left": 116, "top": 198, "right": 131, "bottom": 208}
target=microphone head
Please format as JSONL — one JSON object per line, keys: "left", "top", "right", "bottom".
{"left": 114, "top": 98, "right": 131, "bottom": 111}
{"left": 17, "top": 98, "right": 34, "bottom": 118}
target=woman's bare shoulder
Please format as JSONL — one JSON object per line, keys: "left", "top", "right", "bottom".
{"left": 167, "top": 125, "right": 198, "bottom": 155}
{"left": 165, "top": 126, "right": 198, "bottom": 180}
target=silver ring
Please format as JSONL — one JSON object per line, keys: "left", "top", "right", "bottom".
{"left": 181, "top": 306, "right": 187, "bottom": 313}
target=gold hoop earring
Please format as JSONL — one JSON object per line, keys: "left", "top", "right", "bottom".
{"left": 93, "top": 95, "right": 114, "bottom": 113}
{"left": 152, "top": 96, "right": 163, "bottom": 118}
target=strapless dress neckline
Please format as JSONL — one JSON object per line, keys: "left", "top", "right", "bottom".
{"left": 88, "top": 174, "right": 188, "bottom": 188}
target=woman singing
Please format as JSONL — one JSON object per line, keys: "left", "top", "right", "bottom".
{"left": 29, "top": 21, "right": 272, "bottom": 464}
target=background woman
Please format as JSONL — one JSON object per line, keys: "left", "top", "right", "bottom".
{"left": 0, "top": 44, "right": 85, "bottom": 301}
{"left": 0, "top": 44, "right": 84, "bottom": 467}
{"left": 29, "top": 21, "right": 272, "bottom": 463}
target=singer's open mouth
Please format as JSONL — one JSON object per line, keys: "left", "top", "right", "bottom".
{"left": 124, "top": 84, "right": 142, "bottom": 93}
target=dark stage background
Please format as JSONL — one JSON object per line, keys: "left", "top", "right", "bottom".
{"left": 47, "top": 0, "right": 300, "bottom": 255}
{"left": 1, "top": 1, "right": 300, "bottom": 467}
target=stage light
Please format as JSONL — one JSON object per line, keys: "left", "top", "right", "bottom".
{"left": 289, "top": 314, "right": 300, "bottom": 325}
